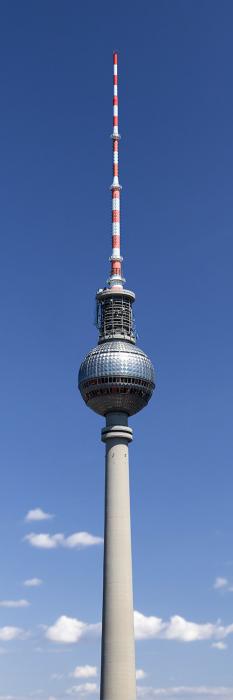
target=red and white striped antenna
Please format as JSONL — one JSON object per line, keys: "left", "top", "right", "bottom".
{"left": 109, "top": 52, "right": 124, "bottom": 288}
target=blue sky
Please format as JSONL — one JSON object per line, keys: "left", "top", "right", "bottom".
{"left": 0, "top": 1, "right": 233, "bottom": 699}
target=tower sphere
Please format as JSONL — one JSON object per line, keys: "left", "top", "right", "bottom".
{"left": 78, "top": 340, "right": 155, "bottom": 417}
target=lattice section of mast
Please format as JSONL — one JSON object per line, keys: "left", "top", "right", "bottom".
{"left": 96, "top": 289, "right": 136, "bottom": 343}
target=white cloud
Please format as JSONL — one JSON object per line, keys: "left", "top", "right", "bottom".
{"left": 0, "top": 626, "right": 26, "bottom": 641}
{"left": 134, "top": 611, "right": 165, "bottom": 639}
{"left": 212, "top": 641, "right": 227, "bottom": 650}
{"left": 24, "top": 533, "right": 64, "bottom": 549}
{"left": 213, "top": 577, "right": 233, "bottom": 593}
{"left": 46, "top": 616, "right": 88, "bottom": 643}
{"left": 162, "top": 616, "right": 217, "bottom": 642}
{"left": 24, "top": 578, "right": 43, "bottom": 587}
{"left": 64, "top": 533, "right": 103, "bottom": 548}
{"left": 213, "top": 577, "right": 228, "bottom": 590}
{"left": 134, "top": 611, "right": 233, "bottom": 643}
{"left": 45, "top": 616, "right": 100, "bottom": 644}
{"left": 66, "top": 684, "right": 98, "bottom": 696}
{"left": 24, "top": 532, "right": 103, "bottom": 549}
{"left": 25, "top": 508, "right": 54, "bottom": 522}
{"left": 137, "top": 687, "right": 233, "bottom": 697}
{"left": 71, "top": 666, "right": 97, "bottom": 679}
{"left": 136, "top": 669, "right": 147, "bottom": 680}
{"left": 0, "top": 599, "right": 30, "bottom": 608}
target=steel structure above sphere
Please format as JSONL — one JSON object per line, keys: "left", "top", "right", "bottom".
{"left": 78, "top": 340, "right": 155, "bottom": 416}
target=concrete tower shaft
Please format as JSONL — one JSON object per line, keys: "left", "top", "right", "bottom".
{"left": 100, "top": 413, "right": 136, "bottom": 700}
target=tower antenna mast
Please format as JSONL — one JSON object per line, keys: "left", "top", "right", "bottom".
{"left": 109, "top": 51, "right": 124, "bottom": 288}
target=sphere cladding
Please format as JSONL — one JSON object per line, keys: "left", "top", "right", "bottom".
{"left": 78, "top": 340, "right": 155, "bottom": 416}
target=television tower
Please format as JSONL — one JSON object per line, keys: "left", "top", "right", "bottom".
{"left": 79, "top": 52, "right": 155, "bottom": 700}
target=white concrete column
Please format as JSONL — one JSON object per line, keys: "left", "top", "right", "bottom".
{"left": 100, "top": 412, "right": 136, "bottom": 700}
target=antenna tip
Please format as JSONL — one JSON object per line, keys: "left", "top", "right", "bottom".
{"left": 113, "top": 51, "right": 118, "bottom": 63}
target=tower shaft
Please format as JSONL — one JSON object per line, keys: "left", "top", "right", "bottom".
{"left": 100, "top": 412, "right": 136, "bottom": 700}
